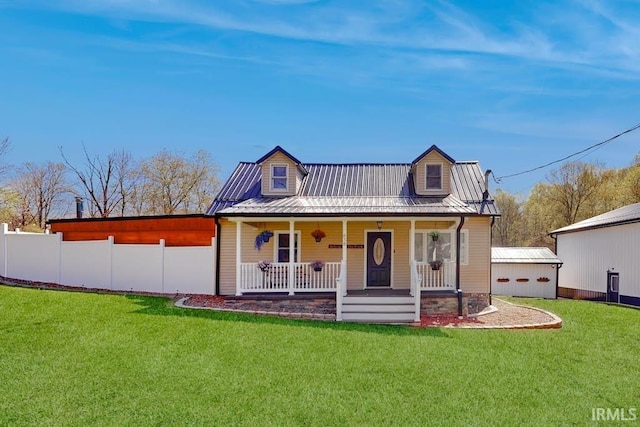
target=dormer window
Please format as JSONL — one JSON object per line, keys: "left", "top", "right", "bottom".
{"left": 271, "top": 164, "right": 288, "bottom": 191}
{"left": 426, "top": 163, "right": 442, "bottom": 190}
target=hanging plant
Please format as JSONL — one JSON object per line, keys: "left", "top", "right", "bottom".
{"left": 254, "top": 230, "right": 274, "bottom": 251}
{"left": 257, "top": 260, "right": 271, "bottom": 272}
{"left": 429, "top": 231, "right": 440, "bottom": 242}
{"left": 429, "top": 259, "right": 443, "bottom": 271}
{"left": 311, "top": 229, "right": 326, "bottom": 243}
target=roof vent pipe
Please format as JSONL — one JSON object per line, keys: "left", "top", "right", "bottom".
{"left": 483, "top": 169, "right": 492, "bottom": 200}
{"left": 75, "top": 197, "right": 84, "bottom": 219}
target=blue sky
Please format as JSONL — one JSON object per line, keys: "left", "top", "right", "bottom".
{"left": 1, "top": 0, "right": 639, "bottom": 195}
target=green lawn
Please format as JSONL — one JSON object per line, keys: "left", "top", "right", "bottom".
{"left": 1, "top": 285, "right": 638, "bottom": 426}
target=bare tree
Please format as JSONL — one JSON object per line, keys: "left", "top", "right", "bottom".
{"left": 12, "top": 161, "right": 68, "bottom": 229}
{"left": 0, "top": 137, "right": 9, "bottom": 179}
{"left": 137, "top": 149, "right": 220, "bottom": 215}
{"left": 61, "top": 145, "right": 136, "bottom": 218}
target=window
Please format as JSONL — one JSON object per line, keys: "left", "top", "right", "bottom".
{"left": 275, "top": 232, "right": 300, "bottom": 262}
{"left": 271, "top": 165, "right": 288, "bottom": 191}
{"left": 459, "top": 230, "right": 469, "bottom": 265}
{"left": 414, "top": 229, "right": 468, "bottom": 264}
{"left": 425, "top": 163, "right": 442, "bottom": 190}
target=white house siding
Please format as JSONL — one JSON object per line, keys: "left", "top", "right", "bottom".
{"left": 557, "top": 222, "right": 640, "bottom": 304}
{"left": 491, "top": 263, "right": 557, "bottom": 298}
{"left": 0, "top": 225, "right": 216, "bottom": 295}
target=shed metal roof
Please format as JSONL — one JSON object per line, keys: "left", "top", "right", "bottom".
{"left": 491, "top": 247, "right": 562, "bottom": 264}
{"left": 550, "top": 203, "right": 640, "bottom": 235}
{"left": 207, "top": 152, "right": 500, "bottom": 217}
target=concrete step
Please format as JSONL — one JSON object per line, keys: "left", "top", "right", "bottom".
{"left": 343, "top": 296, "right": 414, "bottom": 305}
{"left": 342, "top": 303, "right": 415, "bottom": 313}
{"left": 341, "top": 311, "right": 416, "bottom": 323}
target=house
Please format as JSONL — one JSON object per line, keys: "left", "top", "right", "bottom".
{"left": 550, "top": 203, "right": 640, "bottom": 307}
{"left": 208, "top": 145, "right": 500, "bottom": 322}
{"left": 491, "top": 247, "right": 562, "bottom": 299}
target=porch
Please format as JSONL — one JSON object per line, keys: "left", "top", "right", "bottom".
{"left": 230, "top": 217, "right": 462, "bottom": 322}
{"left": 237, "top": 260, "right": 456, "bottom": 294}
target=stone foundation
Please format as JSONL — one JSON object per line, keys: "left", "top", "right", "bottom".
{"left": 420, "top": 292, "right": 490, "bottom": 316}
{"left": 225, "top": 294, "right": 336, "bottom": 315}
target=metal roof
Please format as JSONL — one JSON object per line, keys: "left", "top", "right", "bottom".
{"left": 207, "top": 154, "right": 500, "bottom": 217}
{"left": 492, "top": 247, "right": 562, "bottom": 264}
{"left": 550, "top": 203, "right": 640, "bottom": 235}
{"left": 218, "top": 195, "right": 478, "bottom": 216}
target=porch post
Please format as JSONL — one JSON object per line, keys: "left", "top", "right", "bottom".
{"left": 235, "top": 220, "right": 242, "bottom": 296}
{"left": 288, "top": 219, "right": 295, "bottom": 295}
{"left": 409, "top": 219, "right": 416, "bottom": 296}
{"left": 342, "top": 219, "right": 347, "bottom": 296}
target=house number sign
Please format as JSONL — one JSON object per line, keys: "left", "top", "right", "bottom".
{"left": 328, "top": 244, "right": 364, "bottom": 249}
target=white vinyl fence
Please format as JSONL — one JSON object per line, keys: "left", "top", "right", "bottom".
{"left": 0, "top": 223, "right": 216, "bottom": 295}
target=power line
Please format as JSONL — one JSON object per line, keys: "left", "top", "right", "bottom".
{"left": 494, "top": 121, "right": 640, "bottom": 183}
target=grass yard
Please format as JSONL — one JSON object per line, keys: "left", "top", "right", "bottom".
{"left": 1, "top": 285, "right": 639, "bottom": 426}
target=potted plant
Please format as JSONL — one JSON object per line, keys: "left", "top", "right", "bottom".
{"left": 257, "top": 260, "right": 271, "bottom": 272}
{"left": 429, "top": 259, "right": 443, "bottom": 271}
{"left": 254, "top": 230, "right": 274, "bottom": 250}
{"left": 311, "top": 229, "right": 326, "bottom": 243}
{"left": 429, "top": 231, "right": 440, "bottom": 242}
{"left": 310, "top": 260, "right": 325, "bottom": 272}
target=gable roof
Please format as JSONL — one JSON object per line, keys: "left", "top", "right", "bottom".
{"left": 207, "top": 158, "right": 499, "bottom": 217}
{"left": 492, "top": 247, "right": 562, "bottom": 264}
{"left": 550, "top": 203, "right": 640, "bottom": 235}
{"left": 411, "top": 144, "right": 456, "bottom": 166}
{"left": 255, "top": 145, "right": 308, "bottom": 175}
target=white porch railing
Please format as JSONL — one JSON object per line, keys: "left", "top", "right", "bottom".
{"left": 410, "top": 260, "right": 422, "bottom": 322}
{"left": 417, "top": 261, "right": 455, "bottom": 291}
{"left": 239, "top": 262, "right": 340, "bottom": 294}
{"left": 335, "top": 260, "right": 346, "bottom": 321}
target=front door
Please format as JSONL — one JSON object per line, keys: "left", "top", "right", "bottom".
{"left": 367, "top": 232, "right": 391, "bottom": 287}
{"left": 607, "top": 271, "right": 619, "bottom": 303}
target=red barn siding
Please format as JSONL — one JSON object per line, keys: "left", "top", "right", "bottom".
{"left": 48, "top": 215, "right": 215, "bottom": 247}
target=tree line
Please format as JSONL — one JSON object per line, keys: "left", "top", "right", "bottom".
{"left": 0, "top": 139, "right": 220, "bottom": 231}
{"left": 492, "top": 154, "right": 640, "bottom": 249}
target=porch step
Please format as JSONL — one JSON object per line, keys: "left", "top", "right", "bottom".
{"left": 341, "top": 295, "right": 417, "bottom": 324}
{"left": 343, "top": 296, "right": 414, "bottom": 305}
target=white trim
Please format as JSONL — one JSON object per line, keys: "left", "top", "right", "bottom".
{"left": 425, "top": 162, "right": 443, "bottom": 191}
{"left": 363, "top": 229, "right": 394, "bottom": 289}
{"left": 236, "top": 221, "right": 242, "bottom": 296}
{"left": 273, "top": 230, "right": 301, "bottom": 263}
{"left": 270, "top": 163, "right": 289, "bottom": 192}
{"left": 342, "top": 220, "right": 348, "bottom": 294}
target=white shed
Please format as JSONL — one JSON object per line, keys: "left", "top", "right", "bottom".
{"left": 491, "top": 247, "right": 562, "bottom": 298}
{"left": 550, "top": 203, "right": 640, "bottom": 307}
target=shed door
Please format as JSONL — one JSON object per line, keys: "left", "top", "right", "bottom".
{"left": 366, "top": 232, "right": 391, "bottom": 287}
{"left": 607, "top": 272, "right": 619, "bottom": 303}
